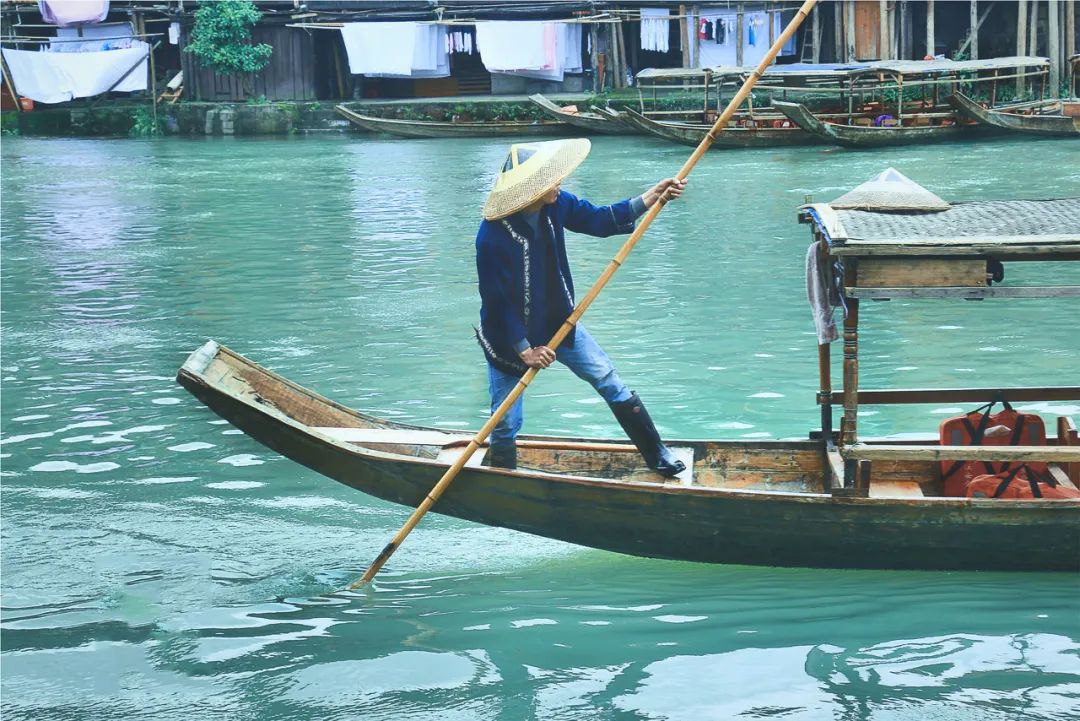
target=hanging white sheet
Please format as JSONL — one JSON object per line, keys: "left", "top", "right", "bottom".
{"left": 339, "top": 22, "right": 449, "bottom": 78}
{"left": 640, "top": 8, "right": 670, "bottom": 53}
{"left": 476, "top": 21, "right": 550, "bottom": 71}
{"left": 482, "top": 22, "right": 580, "bottom": 82}
{"left": 2, "top": 41, "right": 148, "bottom": 104}
{"left": 562, "top": 23, "right": 582, "bottom": 73}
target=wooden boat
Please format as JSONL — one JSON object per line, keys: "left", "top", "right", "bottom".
{"left": 527, "top": 94, "right": 628, "bottom": 135}
{"left": 176, "top": 338, "right": 1080, "bottom": 572}
{"left": 772, "top": 100, "right": 983, "bottom": 147}
{"left": 615, "top": 107, "right": 821, "bottom": 148}
{"left": 335, "top": 105, "right": 570, "bottom": 139}
{"left": 948, "top": 93, "right": 1080, "bottom": 137}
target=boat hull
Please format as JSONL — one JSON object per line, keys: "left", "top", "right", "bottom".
{"left": 336, "top": 105, "right": 570, "bottom": 138}
{"left": 619, "top": 107, "right": 821, "bottom": 148}
{"left": 175, "top": 343, "right": 1080, "bottom": 572}
{"left": 773, "top": 100, "right": 988, "bottom": 147}
{"left": 949, "top": 93, "right": 1080, "bottom": 136}
{"left": 528, "top": 94, "right": 627, "bottom": 134}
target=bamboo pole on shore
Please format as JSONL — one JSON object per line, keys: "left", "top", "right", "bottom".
{"left": 345, "top": 0, "right": 822, "bottom": 590}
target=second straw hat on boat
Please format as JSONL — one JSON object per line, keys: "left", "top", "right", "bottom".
{"left": 483, "top": 138, "right": 592, "bottom": 221}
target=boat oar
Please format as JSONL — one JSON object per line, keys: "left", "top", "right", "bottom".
{"left": 347, "top": 0, "right": 820, "bottom": 590}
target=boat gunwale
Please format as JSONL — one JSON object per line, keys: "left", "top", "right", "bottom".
{"left": 177, "top": 342, "right": 1078, "bottom": 510}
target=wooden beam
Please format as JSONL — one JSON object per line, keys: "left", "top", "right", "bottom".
{"left": 970, "top": 0, "right": 979, "bottom": 59}
{"left": 927, "top": 0, "right": 935, "bottom": 57}
{"left": 1049, "top": 0, "right": 1060, "bottom": 96}
{"left": 844, "top": 285, "right": 1080, "bottom": 300}
{"left": 880, "top": 0, "right": 889, "bottom": 59}
{"left": 1030, "top": 0, "right": 1039, "bottom": 60}
{"left": 958, "top": 2, "right": 995, "bottom": 59}
{"left": 834, "top": 0, "right": 843, "bottom": 61}
{"left": 846, "top": 0, "right": 856, "bottom": 62}
{"left": 1067, "top": 0, "right": 1076, "bottom": 84}
{"left": 826, "top": 442, "right": 845, "bottom": 490}
{"left": 1058, "top": 416, "right": 1080, "bottom": 485}
{"left": 841, "top": 294, "right": 859, "bottom": 446}
{"left": 854, "top": 258, "right": 987, "bottom": 288}
{"left": 1018, "top": 0, "right": 1028, "bottom": 97}
{"left": 679, "top": 5, "right": 689, "bottom": 69}
{"left": 843, "top": 444, "right": 1080, "bottom": 463}
{"left": 737, "top": 6, "right": 745, "bottom": 67}
{"left": 811, "top": 2, "right": 821, "bottom": 62}
{"left": 829, "top": 243, "right": 1080, "bottom": 259}
{"left": 1047, "top": 464, "right": 1078, "bottom": 490}
{"left": 825, "top": 386, "right": 1080, "bottom": 405}
{"left": 691, "top": 4, "right": 700, "bottom": 67}
{"left": 616, "top": 16, "right": 630, "bottom": 89}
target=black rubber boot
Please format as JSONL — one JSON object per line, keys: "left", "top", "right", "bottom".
{"left": 608, "top": 392, "right": 686, "bottom": 478}
{"left": 486, "top": 443, "right": 517, "bottom": 470}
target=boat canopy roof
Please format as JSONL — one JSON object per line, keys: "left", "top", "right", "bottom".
{"left": 636, "top": 63, "right": 871, "bottom": 81}
{"left": 802, "top": 171, "right": 1080, "bottom": 254}
{"left": 861, "top": 56, "right": 1050, "bottom": 76}
{"left": 637, "top": 56, "right": 1048, "bottom": 82}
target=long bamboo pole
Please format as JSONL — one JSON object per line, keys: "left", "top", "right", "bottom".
{"left": 347, "top": 0, "right": 821, "bottom": 590}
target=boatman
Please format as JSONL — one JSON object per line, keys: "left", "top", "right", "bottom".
{"left": 475, "top": 138, "right": 687, "bottom": 476}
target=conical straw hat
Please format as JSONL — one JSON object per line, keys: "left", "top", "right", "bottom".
{"left": 830, "top": 168, "right": 951, "bottom": 212}
{"left": 483, "top": 139, "right": 591, "bottom": 220}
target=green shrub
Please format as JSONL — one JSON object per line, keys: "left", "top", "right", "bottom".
{"left": 186, "top": 0, "right": 272, "bottom": 96}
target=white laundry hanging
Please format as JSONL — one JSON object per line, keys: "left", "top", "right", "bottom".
{"left": 2, "top": 42, "right": 148, "bottom": 103}
{"left": 476, "top": 21, "right": 551, "bottom": 71}
{"left": 339, "top": 22, "right": 449, "bottom": 77}
{"left": 640, "top": 8, "right": 670, "bottom": 53}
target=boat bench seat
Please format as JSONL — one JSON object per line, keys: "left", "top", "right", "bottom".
{"left": 869, "top": 480, "right": 925, "bottom": 498}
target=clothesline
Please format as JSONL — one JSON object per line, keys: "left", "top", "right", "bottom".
{"left": 1, "top": 34, "right": 162, "bottom": 45}
{"left": 286, "top": 15, "right": 622, "bottom": 30}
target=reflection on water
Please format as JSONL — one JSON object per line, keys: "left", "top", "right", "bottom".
{"left": 2, "top": 134, "right": 1079, "bottom": 720}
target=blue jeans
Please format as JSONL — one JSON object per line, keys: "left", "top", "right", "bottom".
{"left": 487, "top": 324, "right": 632, "bottom": 446}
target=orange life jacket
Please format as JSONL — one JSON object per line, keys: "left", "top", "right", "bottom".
{"left": 939, "top": 401, "right": 1047, "bottom": 497}
{"left": 965, "top": 464, "right": 1080, "bottom": 500}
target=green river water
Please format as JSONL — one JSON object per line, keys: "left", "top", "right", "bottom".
{"left": 2, "top": 133, "right": 1079, "bottom": 720}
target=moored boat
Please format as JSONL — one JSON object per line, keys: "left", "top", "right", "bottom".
{"left": 336, "top": 105, "right": 570, "bottom": 139}
{"left": 772, "top": 100, "right": 981, "bottom": 147}
{"left": 528, "top": 94, "right": 628, "bottom": 135}
{"left": 617, "top": 107, "right": 821, "bottom": 148}
{"left": 948, "top": 92, "right": 1080, "bottom": 137}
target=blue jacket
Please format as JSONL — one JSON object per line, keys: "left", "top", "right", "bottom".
{"left": 476, "top": 190, "right": 638, "bottom": 376}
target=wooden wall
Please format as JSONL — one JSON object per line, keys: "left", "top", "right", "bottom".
{"left": 181, "top": 25, "right": 317, "bottom": 102}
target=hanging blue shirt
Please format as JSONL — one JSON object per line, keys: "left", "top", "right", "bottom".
{"left": 475, "top": 190, "right": 643, "bottom": 376}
